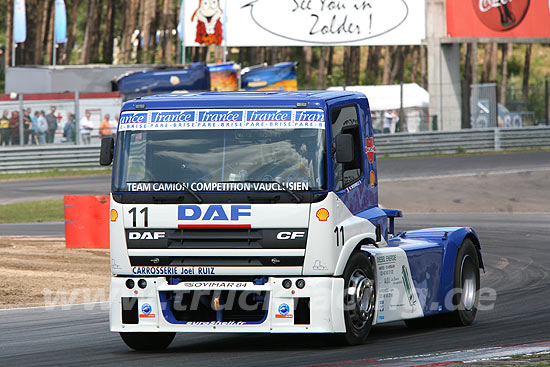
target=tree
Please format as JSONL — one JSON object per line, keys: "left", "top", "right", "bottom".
{"left": 500, "top": 43, "right": 512, "bottom": 105}
{"left": 522, "top": 44, "right": 532, "bottom": 101}
{"left": 410, "top": 46, "right": 419, "bottom": 83}
{"left": 5, "top": 0, "right": 13, "bottom": 67}
{"left": 382, "top": 46, "right": 392, "bottom": 85}
{"left": 120, "top": 0, "right": 139, "bottom": 64}
{"left": 102, "top": 0, "right": 115, "bottom": 64}
{"left": 61, "top": 0, "right": 80, "bottom": 65}
{"left": 317, "top": 47, "right": 328, "bottom": 89}
{"left": 140, "top": 0, "right": 156, "bottom": 63}
{"left": 489, "top": 42, "right": 498, "bottom": 82}
{"left": 365, "top": 46, "right": 381, "bottom": 84}
{"left": 81, "top": 0, "right": 102, "bottom": 64}
{"left": 161, "top": 0, "right": 175, "bottom": 64}
{"left": 303, "top": 46, "right": 313, "bottom": 88}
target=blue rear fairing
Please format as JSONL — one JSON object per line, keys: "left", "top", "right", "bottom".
{"left": 389, "top": 227, "right": 482, "bottom": 315}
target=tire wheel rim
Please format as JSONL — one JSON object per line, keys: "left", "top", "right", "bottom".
{"left": 346, "top": 269, "right": 375, "bottom": 330}
{"left": 460, "top": 254, "right": 477, "bottom": 311}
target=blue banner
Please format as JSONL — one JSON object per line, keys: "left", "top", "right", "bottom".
{"left": 13, "top": 0, "right": 26, "bottom": 43}
{"left": 54, "top": 0, "right": 68, "bottom": 43}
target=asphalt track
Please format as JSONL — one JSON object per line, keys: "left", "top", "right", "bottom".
{"left": 1, "top": 212, "right": 549, "bottom": 366}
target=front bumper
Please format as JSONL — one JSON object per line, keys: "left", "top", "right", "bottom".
{"left": 110, "top": 276, "right": 345, "bottom": 333}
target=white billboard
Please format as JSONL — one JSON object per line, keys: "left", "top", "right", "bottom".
{"left": 183, "top": 0, "right": 426, "bottom": 46}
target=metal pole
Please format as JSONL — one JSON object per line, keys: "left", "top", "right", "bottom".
{"left": 398, "top": 82, "right": 404, "bottom": 133}
{"left": 53, "top": 26, "right": 57, "bottom": 66}
{"left": 75, "top": 91, "right": 81, "bottom": 145}
{"left": 18, "top": 93, "right": 24, "bottom": 146}
{"left": 12, "top": 42, "right": 16, "bottom": 67}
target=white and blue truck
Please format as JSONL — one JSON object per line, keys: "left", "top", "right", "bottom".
{"left": 100, "top": 91, "right": 483, "bottom": 350}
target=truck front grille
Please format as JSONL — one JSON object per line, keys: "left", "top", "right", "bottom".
{"left": 126, "top": 228, "right": 307, "bottom": 267}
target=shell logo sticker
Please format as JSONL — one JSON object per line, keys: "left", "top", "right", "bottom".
{"left": 370, "top": 170, "right": 376, "bottom": 187}
{"left": 110, "top": 209, "right": 118, "bottom": 222}
{"left": 316, "top": 208, "right": 330, "bottom": 221}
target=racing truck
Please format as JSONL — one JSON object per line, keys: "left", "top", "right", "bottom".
{"left": 100, "top": 91, "right": 483, "bottom": 350}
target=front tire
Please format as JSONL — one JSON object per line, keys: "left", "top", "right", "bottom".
{"left": 339, "top": 251, "right": 376, "bottom": 345}
{"left": 120, "top": 332, "right": 176, "bottom": 351}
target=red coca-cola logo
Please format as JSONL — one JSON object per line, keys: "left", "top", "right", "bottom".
{"left": 472, "top": 0, "right": 530, "bottom": 31}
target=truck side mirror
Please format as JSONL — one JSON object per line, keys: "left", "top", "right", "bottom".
{"left": 100, "top": 136, "right": 115, "bottom": 166}
{"left": 335, "top": 134, "right": 354, "bottom": 163}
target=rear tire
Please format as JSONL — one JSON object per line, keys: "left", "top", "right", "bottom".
{"left": 405, "top": 238, "right": 480, "bottom": 329}
{"left": 337, "top": 251, "right": 376, "bottom": 345}
{"left": 444, "top": 238, "right": 480, "bottom": 326}
{"left": 119, "top": 332, "right": 175, "bottom": 351}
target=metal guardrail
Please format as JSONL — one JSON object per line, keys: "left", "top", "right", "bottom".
{"left": 0, "top": 127, "right": 549, "bottom": 173}
{"left": 374, "top": 126, "right": 550, "bottom": 157}
{"left": 0, "top": 145, "right": 102, "bottom": 173}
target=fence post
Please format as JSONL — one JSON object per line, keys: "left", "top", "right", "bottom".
{"left": 75, "top": 91, "right": 81, "bottom": 146}
{"left": 494, "top": 128, "right": 502, "bottom": 151}
{"left": 18, "top": 93, "right": 24, "bottom": 146}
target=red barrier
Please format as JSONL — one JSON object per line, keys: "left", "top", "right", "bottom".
{"left": 64, "top": 195, "right": 109, "bottom": 249}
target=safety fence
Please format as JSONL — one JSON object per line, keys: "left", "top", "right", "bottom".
{"left": 0, "top": 127, "right": 549, "bottom": 173}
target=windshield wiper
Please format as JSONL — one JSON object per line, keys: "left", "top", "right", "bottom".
{"left": 218, "top": 180, "right": 303, "bottom": 203}
{"left": 126, "top": 181, "right": 203, "bottom": 204}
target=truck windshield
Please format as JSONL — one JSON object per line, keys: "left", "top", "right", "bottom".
{"left": 113, "top": 128, "right": 326, "bottom": 193}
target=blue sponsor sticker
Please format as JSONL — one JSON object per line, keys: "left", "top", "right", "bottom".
{"left": 150, "top": 111, "right": 194, "bottom": 123}
{"left": 295, "top": 110, "right": 324, "bottom": 122}
{"left": 246, "top": 110, "right": 292, "bottom": 122}
{"left": 278, "top": 303, "right": 290, "bottom": 316}
{"left": 198, "top": 110, "right": 243, "bottom": 123}
{"left": 119, "top": 112, "right": 148, "bottom": 124}
{"left": 178, "top": 204, "right": 251, "bottom": 221}
{"left": 141, "top": 303, "right": 152, "bottom": 315}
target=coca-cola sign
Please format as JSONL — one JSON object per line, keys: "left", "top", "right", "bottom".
{"left": 472, "top": 0, "right": 530, "bottom": 31}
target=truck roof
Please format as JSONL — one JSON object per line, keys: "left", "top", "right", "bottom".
{"left": 121, "top": 90, "right": 366, "bottom": 111}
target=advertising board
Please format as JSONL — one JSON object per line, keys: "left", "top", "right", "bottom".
{"left": 183, "top": 0, "right": 426, "bottom": 46}
{"left": 447, "top": 0, "right": 550, "bottom": 38}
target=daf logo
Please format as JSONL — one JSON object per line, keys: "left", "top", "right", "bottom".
{"left": 129, "top": 232, "right": 166, "bottom": 240}
{"left": 276, "top": 231, "right": 305, "bottom": 240}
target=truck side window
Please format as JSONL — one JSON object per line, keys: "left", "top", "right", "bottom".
{"left": 331, "top": 105, "right": 363, "bottom": 191}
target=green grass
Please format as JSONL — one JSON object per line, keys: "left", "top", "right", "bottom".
{"left": 0, "top": 199, "right": 65, "bottom": 223}
{"left": 0, "top": 168, "right": 111, "bottom": 181}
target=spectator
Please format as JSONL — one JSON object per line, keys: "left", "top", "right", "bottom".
{"left": 31, "top": 111, "right": 40, "bottom": 145}
{"left": 63, "top": 113, "right": 77, "bottom": 143}
{"left": 37, "top": 111, "right": 48, "bottom": 145}
{"left": 80, "top": 111, "right": 93, "bottom": 144}
{"left": 99, "top": 113, "right": 111, "bottom": 139}
{"left": 46, "top": 106, "right": 58, "bottom": 143}
{"left": 110, "top": 113, "right": 120, "bottom": 137}
{"left": 0, "top": 110, "right": 10, "bottom": 146}
{"left": 9, "top": 111, "right": 20, "bottom": 145}
{"left": 383, "top": 110, "right": 394, "bottom": 134}
{"left": 23, "top": 108, "right": 33, "bottom": 145}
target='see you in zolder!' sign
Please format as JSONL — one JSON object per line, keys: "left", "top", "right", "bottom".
{"left": 183, "top": 0, "right": 426, "bottom": 47}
